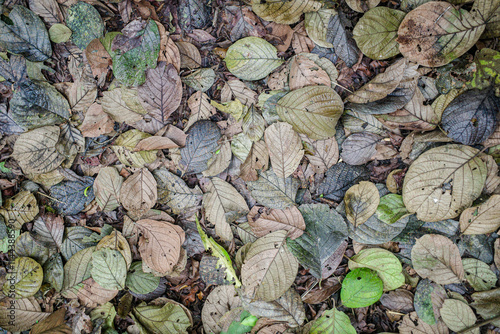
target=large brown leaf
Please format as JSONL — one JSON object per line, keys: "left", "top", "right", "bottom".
{"left": 241, "top": 230, "right": 298, "bottom": 301}
{"left": 411, "top": 234, "right": 465, "bottom": 285}
{"left": 136, "top": 219, "right": 185, "bottom": 276}
{"left": 247, "top": 206, "right": 305, "bottom": 239}
{"left": 120, "top": 168, "right": 157, "bottom": 218}
{"left": 203, "top": 177, "right": 249, "bottom": 241}
{"left": 300, "top": 134, "right": 339, "bottom": 174}
{"left": 460, "top": 194, "right": 500, "bottom": 235}
{"left": 240, "top": 140, "right": 269, "bottom": 182}
{"left": 93, "top": 167, "right": 123, "bottom": 212}
{"left": 264, "top": 122, "right": 304, "bottom": 179}
{"left": 138, "top": 62, "right": 182, "bottom": 125}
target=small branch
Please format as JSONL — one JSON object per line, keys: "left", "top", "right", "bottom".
{"left": 457, "top": 314, "right": 500, "bottom": 334}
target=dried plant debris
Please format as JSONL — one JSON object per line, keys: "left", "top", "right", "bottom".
{"left": 1, "top": 0, "right": 500, "bottom": 333}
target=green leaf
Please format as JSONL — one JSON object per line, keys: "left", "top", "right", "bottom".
{"left": 414, "top": 279, "right": 447, "bottom": 325}
{"left": 66, "top": 2, "right": 104, "bottom": 49}
{"left": 224, "top": 37, "right": 283, "bottom": 81}
{"left": 48, "top": 23, "right": 72, "bottom": 43}
{"left": 43, "top": 253, "right": 64, "bottom": 292}
{"left": 469, "top": 48, "right": 500, "bottom": 89}
{"left": 3, "top": 257, "right": 43, "bottom": 298}
{"left": 125, "top": 261, "right": 161, "bottom": 295}
{"left": 91, "top": 248, "right": 127, "bottom": 290}
{"left": 61, "top": 246, "right": 95, "bottom": 298}
{"left": 349, "top": 248, "right": 404, "bottom": 291}
{"left": 0, "top": 5, "right": 52, "bottom": 61}
{"left": 277, "top": 86, "right": 343, "bottom": 140}
{"left": 353, "top": 7, "right": 406, "bottom": 60}
{"left": 181, "top": 68, "right": 215, "bottom": 92}
{"left": 462, "top": 258, "right": 497, "bottom": 292}
{"left": 309, "top": 309, "right": 356, "bottom": 334}
{"left": 376, "top": 194, "right": 410, "bottom": 224}
{"left": 196, "top": 216, "right": 241, "bottom": 287}
{"left": 398, "top": 2, "right": 485, "bottom": 67}
{"left": 341, "top": 268, "right": 383, "bottom": 308}
{"left": 112, "top": 20, "right": 160, "bottom": 87}
{"left": 14, "top": 232, "right": 50, "bottom": 265}
{"left": 287, "top": 204, "right": 347, "bottom": 279}
{"left": 0, "top": 190, "right": 39, "bottom": 230}
{"left": 221, "top": 311, "right": 258, "bottom": 334}
{"left": 133, "top": 300, "right": 192, "bottom": 334}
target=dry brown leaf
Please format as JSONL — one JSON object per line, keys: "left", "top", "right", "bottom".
{"left": 289, "top": 54, "right": 331, "bottom": 90}
{"left": 28, "top": 0, "right": 64, "bottom": 26}
{"left": 494, "top": 239, "right": 500, "bottom": 270}
{"left": 345, "top": 181, "right": 380, "bottom": 228}
{"left": 264, "top": 122, "right": 304, "bottom": 178}
{"left": 186, "top": 91, "right": 216, "bottom": 130}
{"left": 267, "top": 66, "right": 289, "bottom": 91}
{"left": 265, "top": 22, "right": 294, "bottom": 52}
{"left": 136, "top": 218, "right": 185, "bottom": 276}
{"left": 138, "top": 62, "right": 182, "bottom": 125}
{"left": 77, "top": 278, "right": 118, "bottom": 308}
{"left": 79, "top": 103, "right": 114, "bottom": 137}
{"left": 120, "top": 168, "right": 157, "bottom": 218}
{"left": 291, "top": 22, "right": 314, "bottom": 54}
{"left": 301, "top": 134, "right": 339, "bottom": 174}
{"left": 222, "top": 79, "right": 258, "bottom": 106}
{"left": 134, "top": 136, "right": 181, "bottom": 151}
{"left": 399, "top": 312, "right": 449, "bottom": 334}
{"left": 247, "top": 205, "right": 305, "bottom": 239}
{"left": 411, "top": 234, "right": 465, "bottom": 285}
{"left": 30, "top": 308, "right": 71, "bottom": 334}
{"left": 203, "top": 177, "right": 250, "bottom": 241}
{"left": 240, "top": 141, "right": 270, "bottom": 181}
{"left": 68, "top": 78, "right": 97, "bottom": 113}
{"left": 460, "top": 194, "right": 500, "bottom": 235}
{"left": 203, "top": 137, "right": 232, "bottom": 177}
{"left": 176, "top": 41, "right": 202, "bottom": 69}
{"left": 481, "top": 154, "right": 500, "bottom": 194}
{"left": 85, "top": 38, "right": 111, "bottom": 79}
{"left": 156, "top": 21, "right": 180, "bottom": 71}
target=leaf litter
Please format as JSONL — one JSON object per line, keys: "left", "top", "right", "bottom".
{"left": 0, "top": 0, "right": 500, "bottom": 333}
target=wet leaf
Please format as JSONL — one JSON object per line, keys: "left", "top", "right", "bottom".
{"left": 353, "top": 7, "right": 406, "bottom": 60}
{"left": 248, "top": 169, "right": 299, "bottom": 209}
{"left": 265, "top": 122, "right": 303, "bottom": 178}
{"left": 10, "top": 81, "right": 70, "bottom": 130}
{"left": 305, "top": 9, "right": 336, "bottom": 48}
{"left": 203, "top": 177, "right": 249, "bottom": 241}
{"left": 349, "top": 248, "right": 404, "bottom": 291}
{"left": 441, "top": 89, "right": 499, "bottom": 145}
{"left": 178, "top": 0, "right": 210, "bottom": 33}
{"left": 411, "top": 234, "right": 465, "bottom": 284}
{"left": 397, "top": 2, "right": 485, "bottom": 67}
{"left": 242, "top": 230, "right": 298, "bottom": 301}
{"left": 3, "top": 257, "right": 43, "bottom": 298}
{"left": 0, "top": 5, "right": 52, "bottom": 61}
{"left": 348, "top": 209, "right": 409, "bottom": 244}
{"left": 462, "top": 258, "right": 497, "bottom": 291}
{"left": 50, "top": 177, "right": 95, "bottom": 215}
{"left": 317, "top": 163, "right": 370, "bottom": 201}
{"left": 93, "top": 167, "right": 123, "bottom": 212}
{"left": 66, "top": 2, "right": 104, "bottom": 49}
{"left": 0, "top": 190, "right": 39, "bottom": 230}
{"left": 380, "top": 289, "right": 414, "bottom": 313}
{"left": 287, "top": 204, "right": 348, "bottom": 279}
{"left": 402, "top": 144, "right": 487, "bottom": 222}
{"left": 49, "top": 24, "right": 72, "bottom": 43}
{"left": 60, "top": 226, "right": 95, "bottom": 261}
{"left": 14, "top": 232, "right": 50, "bottom": 265}
{"left": 341, "top": 268, "right": 383, "bottom": 308}
{"left": 138, "top": 62, "right": 182, "bottom": 125}
{"left": 460, "top": 194, "right": 500, "bottom": 234}
{"left": 154, "top": 168, "right": 202, "bottom": 215}
{"left": 440, "top": 299, "right": 478, "bottom": 334}
{"left": 180, "top": 120, "right": 221, "bottom": 174}
{"left": 471, "top": 288, "right": 500, "bottom": 327}
{"left": 43, "top": 253, "right": 64, "bottom": 292}
{"left": 120, "top": 168, "right": 157, "bottom": 218}
{"left": 414, "top": 279, "right": 446, "bottom": 325}
{"left": 277, "top": 86, "right": 343, "bottom": 140}
{"left": 182, "top": 68, "right": 215, "bottom": 92}
{"left": 136, "top": 219, "right": 184, "bottom": 276}
{"left": 327, "top": 12, "right": 359, "bottom": 67}
{"left": 224, "top": 37, "right": 283, "bottom": 81}
{"left": 240, "top": 288, "right": 305, "bottom": 327}
{"left": 345, "top": 181, "right": 380, "bottom": 228}
{"left": 250, "top": 0, "right": 322, "bottom": 24}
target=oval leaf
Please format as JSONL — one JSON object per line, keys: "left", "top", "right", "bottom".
{"left": 265, "top": 122, "right": 304, "bottom": 178}
{"left": 345, "top": 181, "right": 380, "bottom": 228}
{"left": 341, "top": 268, "right": 384, "bottom": 308}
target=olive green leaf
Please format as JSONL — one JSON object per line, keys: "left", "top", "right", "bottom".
{"left": 126, "top": 261, "right": 161, "bottom": 295}
{"left": 345, "top": 181, "right": 380, "bottom": 228}
{"left": 181, "top": 68, "right": 215, "bottom": 92}
{"left": 0, "top": 190, "right": 39, "bottom": 230}
{"left": 48, "top": 23, "right": 72, "bottom": 43}
{"left": 66, "top": 2, "right": 104, "bottom": 49}
{"left": 462, "top": 258, "right": 497, "bottom": 292}
{"left": 3, "top": 257, "right": 43, "bottom": 298}
{"left": 224, "top": 37, "right": 283, "bottom": 81}
{"left": 91, "top": 248, "right": 127, "bottom": 290}
{"left": 251, "top": 0, "right": 322, "bottom": 24}
{"left": 309, "top": 309, "right": 356, "bottom": 334}
{"left": 133, "top": 299, "right": 192, "bottom": 333}
{"left": 376, "top": 194, "right": 410, "bottom": 225}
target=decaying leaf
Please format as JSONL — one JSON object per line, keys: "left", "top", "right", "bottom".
{"left": 440, "top": 299, "right": 478, "bottom": 334}
{"left": 0, "top": 190, "right": 39, "bottom": 230}
{"left": 250, "top": 0, "right": 322, "bottom": 24}
{"left": 240, "top": 140, "right": 270, "bottom": 181}
{"left": 248, "top": 169, "right": 299, "bottom": 209}
{"left": 120, "top": 168, "right": 157, "bottom": 218}
{"left": 265, "top": 122, "right": 304, "bottom": 179}
{"left": 247, "top": 205, "right": 305, "bottom": 239}
{"left": 180, "top": 120, "right": 221, "bottom": 174}
{"left": 154, "top": 168, "right": 202, "bottom": 215}
{"left": 345, "top": 181, "right": 380, "bottom": 228}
